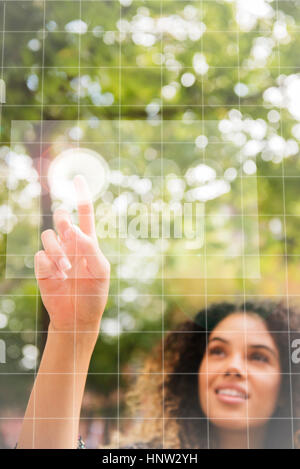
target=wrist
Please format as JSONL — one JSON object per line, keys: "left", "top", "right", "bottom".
{"left": 48, "top": 321, "right": 99, "bottom": 346}
{"left": 44, "top": 323, "right": 98, "bottom": 372}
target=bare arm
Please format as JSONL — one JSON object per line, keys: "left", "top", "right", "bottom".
{"left": 17, "top": 176, "right": 110, "bottom": 449}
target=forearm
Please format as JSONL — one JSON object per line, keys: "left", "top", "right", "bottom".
{"left": 17, "top": 325, "right": 97, "bottom": 449}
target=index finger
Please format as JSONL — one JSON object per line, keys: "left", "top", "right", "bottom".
{"left": 73, "top": 174, "right": 96, "bottom": 239}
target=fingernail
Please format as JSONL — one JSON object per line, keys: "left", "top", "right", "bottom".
{"left": 54, "top": 270, "right": 68, "bottom": 280}
{"left": 59, "top": 257, "right": 72, "bottom": 272}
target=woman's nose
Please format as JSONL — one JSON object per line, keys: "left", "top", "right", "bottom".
{"left": 224, "top": 355, "right": 246, "bottom": 378}
{"left": 224, "top": 367, "right": 242, "bottom": 378}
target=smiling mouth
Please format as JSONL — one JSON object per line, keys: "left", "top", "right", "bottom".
{"left": 215, "top": 388, "right": 249, "bottom": 400}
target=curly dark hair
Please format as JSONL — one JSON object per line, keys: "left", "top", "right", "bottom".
{"left": 124, "top": 300, "right": 300, "bottom": 449}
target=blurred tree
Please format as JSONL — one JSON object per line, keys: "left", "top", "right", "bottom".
{"left": 1, "top": 0, "right": 300, "bottom": 445}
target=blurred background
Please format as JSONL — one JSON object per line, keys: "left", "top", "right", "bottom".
{"left": 1, "top": 0, "right": 300, "bottom": 448}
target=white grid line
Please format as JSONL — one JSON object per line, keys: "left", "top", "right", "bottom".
{"left": 275, "top": 0, "right": 295, "bottom": 449}
{"left": 117, "top": 0, "right": 121, "bottom": 449}
{"left": 236, "top": 7, "right": 250, "bottom": 450}
{"left": 32, "top": 0, "right": 46, "bottom": 449}
{"left": 0, "top": 0, "right": 299, "bottom": 449}
{"left": 200, "top": 0, "right": 210, "bottom": 449}
{"left": 159, "top": 0, "right": 166, "bottom": 448}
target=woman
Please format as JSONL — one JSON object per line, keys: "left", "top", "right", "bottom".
{"left": 17, "top": 176, "right": 300, "bottom": 449}
{"left": 125, "top": 301, "right": 300, "bottom": 449}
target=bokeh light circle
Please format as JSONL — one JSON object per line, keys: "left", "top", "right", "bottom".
{"left": 48, "top": 147, "right": 110, "bottom": 205}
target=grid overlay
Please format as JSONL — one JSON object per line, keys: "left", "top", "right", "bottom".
{"left": 275, "top": 0, "right": 294, "bottom": 447}
{"left": 0, "top": 0, "right": 300, "bottom": 450}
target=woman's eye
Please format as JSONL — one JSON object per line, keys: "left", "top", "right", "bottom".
{"left": 209, "top": 347, "right": 225, "bottom": 357}
{"left": 249, "top": 352, "right": 269, "bottom": 363}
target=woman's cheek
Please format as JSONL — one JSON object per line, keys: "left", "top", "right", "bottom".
{"left": 198, "top": 360, "right": 211, "bottom": 417}
{"left": 248, "top": 371, "right": 281, "bottom": 419}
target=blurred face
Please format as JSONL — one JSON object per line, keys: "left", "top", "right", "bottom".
{"left": 198, "top": 313, "right": 282, "bottom": 431}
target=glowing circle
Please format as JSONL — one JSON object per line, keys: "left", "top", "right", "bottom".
{"left": 48, "top": 147, "right": 109, "bottom": 205}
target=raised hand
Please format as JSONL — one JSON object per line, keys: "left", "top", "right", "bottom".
{"left": 34, "top": 175, "right": 110, "bottom": 334}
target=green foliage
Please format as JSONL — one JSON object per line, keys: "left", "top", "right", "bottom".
{"left": 1, "top": 0, "right": 300, "bottom": 422}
